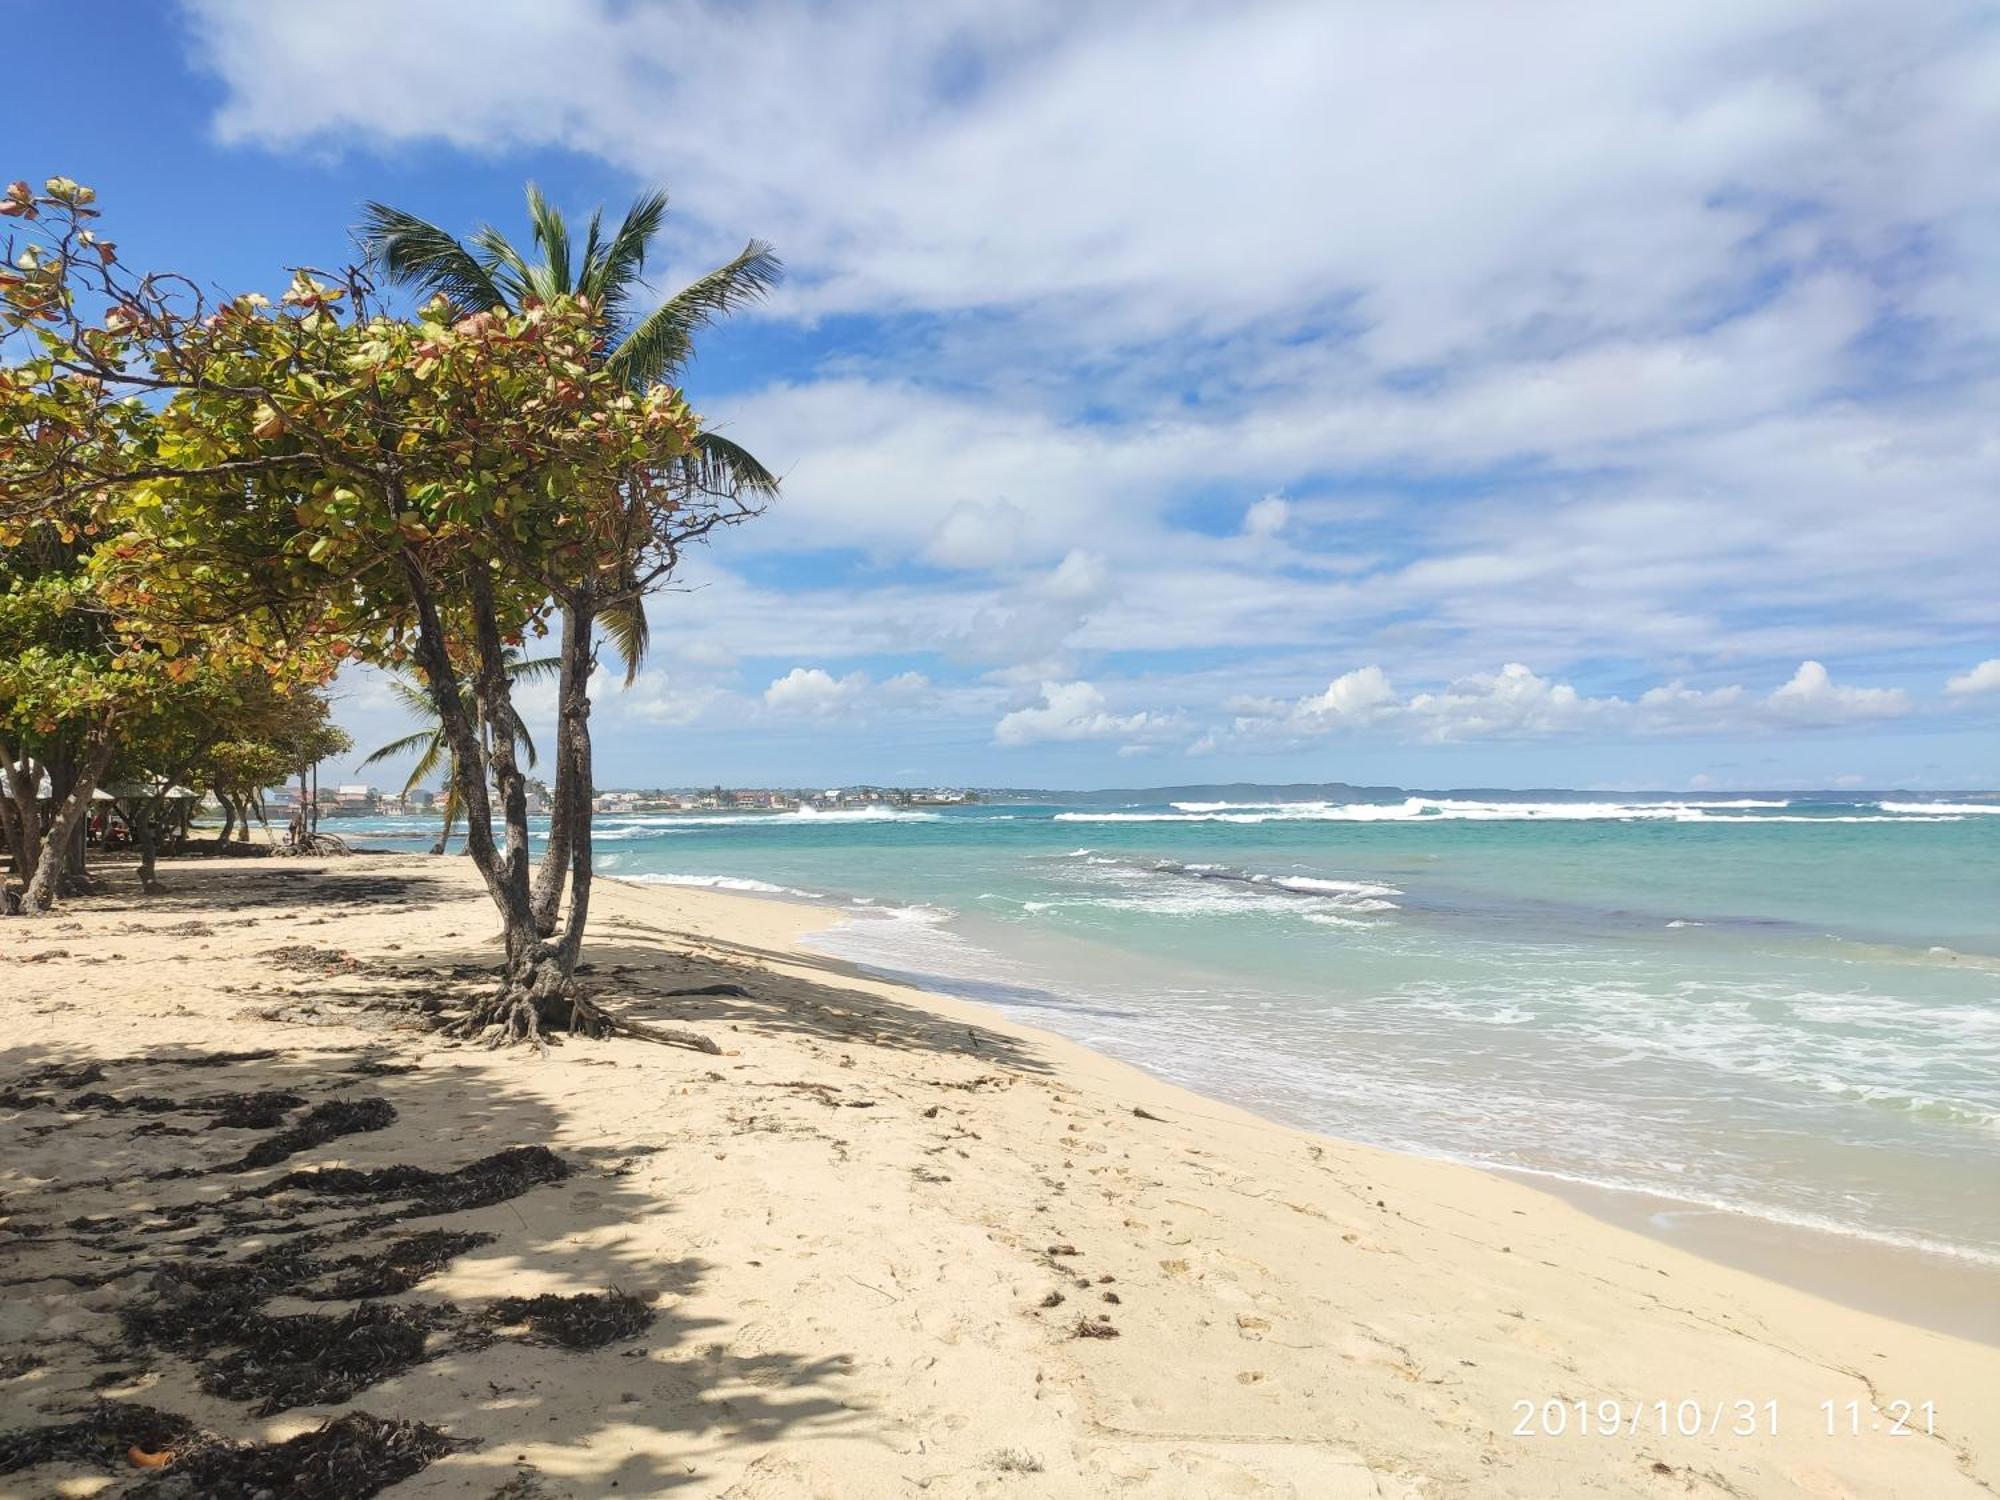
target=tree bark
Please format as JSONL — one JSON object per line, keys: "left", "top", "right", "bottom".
{"left": 400, "top": 551, "right": 569, "bottom": 1040}
{"left": 21, "top": 725, "right": 115, "bottom": 915}
{"left": 556, "top": 651, "right": 596, "bottom": 968}
{"left": 532, "top": 595, "right": 593, "bottom": 935}
{"left": 0, "top": 796, "right": 23, "bottom": 879}
{"left": 0, "top": 741, "right": 39, "bottom": 878}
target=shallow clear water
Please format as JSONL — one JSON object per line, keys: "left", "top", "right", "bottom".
{"left": 344, "top": 790, "right": 2000, "bottom": 1265}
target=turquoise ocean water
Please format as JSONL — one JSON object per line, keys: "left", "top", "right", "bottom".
{"left": 344, "top": 789, "right": 2000, "bottom": 1269}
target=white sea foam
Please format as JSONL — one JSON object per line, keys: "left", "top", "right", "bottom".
{"left": 617, "top": 872, "right": 822, "bottom": 898}
{"left": 596, "top": 812, "right": 940, "bottom": 836}
{"left": 1267, "top": 874, "right": 1403, "bottom": 898}
{"left": 1047, "top": 854, "right": 1404, "bottom": 917}
{"left": 1056, "top": 795, "right": 1969, "bottom": 824}
{"left": 1479, "top": 1158, "right": 2000, "bottom": 1267}
{"left": 1878, "top": 800, "right": 2000, "bottom": 815}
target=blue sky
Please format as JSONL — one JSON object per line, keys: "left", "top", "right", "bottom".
{"left": 14, "top": 1, "right": 2000, "bottom": 790}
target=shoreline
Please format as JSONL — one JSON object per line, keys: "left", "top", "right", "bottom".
{"left": 613, "top": 872, "right": 2000, "bottom": 1347}
{"left": 6, "top": 853, "right": 1997, "bottom": 1496}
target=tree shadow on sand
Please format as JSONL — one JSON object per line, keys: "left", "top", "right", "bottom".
{"left": 554, "top": 921, "right": 1056, "bottom": 1078}
{"left": 75, "top": 861, "right": 459, "bottom": 917}
{"left": 0, "top": 1038, "right": 854, "bottom": 1497}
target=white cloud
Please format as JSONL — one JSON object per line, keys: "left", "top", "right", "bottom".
{"left": 1292, "top": 665, "right": 1399, "bottom": 724}
{"left": 993, "top": 681, "right": 1173, "bottom": 747}
{"left": 183, "top": 1, "right": 2000, "bottom": 781}
{"left": 1242, "top": 495, "right": 1290, "bottom": 539}
{"left": 1234, "top": 660, "right": 1910, "bottom": 745}
{"left": 1763, "top": 660, "right": 1910, "bottom": 724}
{"left": 764, "top": 667, "right": 863, "bottom": 717}
{"left": 185, "top": 1, "right": 2000, "bottom": 359}
{"left": 956, "top": 549, "right": 1114, "bottom": 679}
{"left": 763, "top": 666, "right": 933, "bottom": 719}
{"left": 1946, "top": 658, "right": 2000, "bottom": 694}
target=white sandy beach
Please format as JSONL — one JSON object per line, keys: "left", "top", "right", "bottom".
{"left": 3, "top": 854, "right": 1996, "bottom": 1498}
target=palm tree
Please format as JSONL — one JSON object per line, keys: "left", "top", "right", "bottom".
{"left": 360, "top": 185, "right": 782, "bottom": 936}
{"left": 360, "top": 655, "right": 558, "bottom": 855}
{"left": 360, "top": 183, "right": 780, "bottom": 670}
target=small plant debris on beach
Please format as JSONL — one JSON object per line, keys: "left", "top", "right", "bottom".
{"left": 200, "top": 1303, "right": 445, "bottom": 1414}
{"left": 136, "top": 1412, "right": 464, "bottom": 1499}
{"left": 308, "top": 1229, "right": 496, "bottom": 1299}
{"left": 260, "top": 943, "right": 364, "bottom": 974}
{"left": 346, "top": 1056, "right": 421, "bottom": 1076}
{"left": 202, "top": 1091, "right": 308, "bottom": 1129}
{"left": 0, "top": 1403, "right": 201, "bottom": 1477}
{"left": 157, "top": 1049, "right": 283, "bottom": 1068}
{"left": 486, "top": 1291, "right": 655, "bottom": 1350}
{"left": 222, "top": 1096, "right": 396, "bottom": 1171}
{"left": 256, "top": 1143, "right": 572, "bottom": 1218}
{"left": 21, "top": 1061, "right": 106, "bottom": 1089}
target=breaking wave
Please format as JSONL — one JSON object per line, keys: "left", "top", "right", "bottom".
{"left": 616, "top": 872, "right": 823, "bottom": 898}
{"left": 1057, "top": 796, "right": 1969, "bottom": 824}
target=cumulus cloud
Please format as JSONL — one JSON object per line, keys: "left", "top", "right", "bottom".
{"left": 1241, "top": 495, "right": 1290, "bottom": 539}
{"left": 993, "top": 681, "right": 1174, "bottom": 747}
{"left": 1946, "top": 658, "right": 2000, "bottom": 694}
{"left": 1762, "top": 660, "right": 1910, "bottom": 724}
{"left": 1233, "top": 660, "right": 1910, "bottom": 745}
{"left": 956, "top": 549, "right": 1114, "bottom": 679}
{"left": 764, "top": 667, "right": 932, "bottom": 719}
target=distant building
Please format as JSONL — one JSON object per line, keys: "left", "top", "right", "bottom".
{"left": 327, "top": 784, "right": 378, "bottom": 818}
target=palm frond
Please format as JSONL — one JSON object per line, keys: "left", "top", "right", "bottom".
{"left": 686, "top": 430, "right": 781, "bottom": 499}
{"left": 358, "top": 204, "right": 506, "bottom": 314}
{"left": 386, "top": 677, "right": 440, "bottom": 721}
{"left": 525, "top": 183, "right": 573, "bottom": 295}
{"left": 591, "top": 190, "right": 668, "bottom": 325}
{"left": 403, "top": 736, "right": 448, "bottom": 797}
{"left": 605, "top": 239, "right": 783, "bottom": 387}
{"left": 600, "top": 595, "right": 650, "bottom": 685}
{"left": 578, "top": 206, "right": 606, "bottom": 302}
{"left": 471, "top": 224, "right": 535, "bottom": 307}
{"left": 358, "top": 729, "right": 439, "bottom": 769}
{"left": 505, "top": 653, "right": 564, "bottom": 685}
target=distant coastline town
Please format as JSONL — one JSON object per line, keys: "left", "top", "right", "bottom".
{"left": 273, "top": 782, "right": 983, "bottom": 819}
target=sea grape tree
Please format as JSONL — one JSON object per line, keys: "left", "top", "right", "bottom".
{"left": 3, "top": 179, "right": 764, "bottom": 1041}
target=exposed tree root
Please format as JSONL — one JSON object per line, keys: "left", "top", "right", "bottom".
{"left": 447, "top": 970, "right": 719, "bottom": 1055}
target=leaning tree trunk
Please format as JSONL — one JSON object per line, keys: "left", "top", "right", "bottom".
{"left": 555, "top": 672, "right": 595, "bottom": 968}
{"left": 454, "top": 565, "right": 588, "bottom": 1040}
{"left": 0, "top": 742, "right": 39, "bottom": 879}
{"left": 0, "top": 797, "right": 23, "bottom": 881}
{"left": 430, "top": 779, "right": 458, "bottom": 856}
{"left": 400, "top": 551, "right": 570, "bottom": 1042}
{"left": 216, "top": 793, "right": 238, "bottom": 848}
{"left": 21, "top": 726, "right": 115, "bottom": 915}
{"left": 396, "top": 549, "right": 714, "bottom": 1053}
{"left": 532, "top": 595, "right": 593, "bottom": 935}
